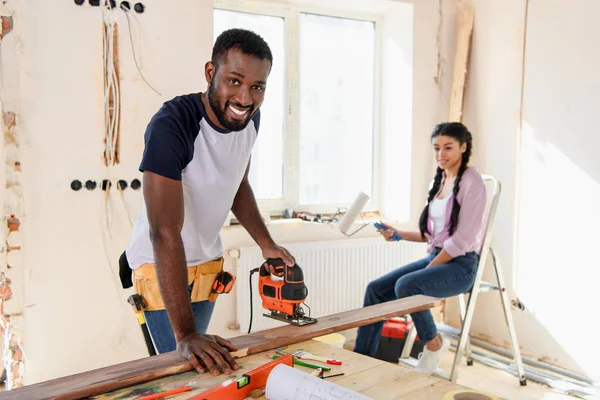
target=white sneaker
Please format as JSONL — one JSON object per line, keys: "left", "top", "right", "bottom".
{"left": 415, "top": 336, "right": 450, "bottom": 375}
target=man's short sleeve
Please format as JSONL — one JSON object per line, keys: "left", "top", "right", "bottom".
{"left": 251, "top": 109, "right": 261, "bottom": 134}
{"left": 139, "top": 115, "right": 192, "bottom": 181}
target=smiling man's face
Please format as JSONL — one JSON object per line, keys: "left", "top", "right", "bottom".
{"left": 205, "top": 48, "right": 272, "bottom": 131}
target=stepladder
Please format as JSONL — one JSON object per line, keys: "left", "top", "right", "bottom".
{"left": 399, "top": 176, "right": 527, "bottom": 386}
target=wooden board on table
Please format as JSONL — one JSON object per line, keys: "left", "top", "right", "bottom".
{"left": 230, "top": 295, "right": 443, "bottom": 357}
{"left": 0, "top": 295, "right": 442, "bottom": 400}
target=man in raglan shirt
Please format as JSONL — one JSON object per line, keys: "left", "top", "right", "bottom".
{"left": 121, "top": 28, "right": 295, "bottom": 376}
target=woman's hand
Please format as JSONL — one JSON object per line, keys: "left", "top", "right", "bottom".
{"left": 426, "top": 249, "right": 453, "bottom": 268}
{"left": 376, "top": 222, "right": 402, "bottom": 242}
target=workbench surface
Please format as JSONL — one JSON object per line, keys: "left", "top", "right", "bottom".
{"left": 91, "top": 338, "right": 471, "bottom": 400}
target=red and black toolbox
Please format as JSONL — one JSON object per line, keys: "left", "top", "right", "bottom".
{"left": 375, "top": 317, "right": 425, "bottom": 362}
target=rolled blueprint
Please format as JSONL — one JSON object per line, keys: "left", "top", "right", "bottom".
{"left": 265, "top": 364, "right": 372, "bottom": 400}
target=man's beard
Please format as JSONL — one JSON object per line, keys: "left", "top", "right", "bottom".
{"left": 207, "top": 79, "right": 254, "bottom": 131}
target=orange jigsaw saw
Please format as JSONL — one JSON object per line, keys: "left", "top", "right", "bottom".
{"left": 258, "top": 258, "right": 317, "bottom": 326}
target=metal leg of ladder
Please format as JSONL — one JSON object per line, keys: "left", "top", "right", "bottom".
{"left": 490, "top": 248, "right": 527, "bottom": 386}
{"left": 457, "top": 293, "right": 473, "bottom": 366}
{"left": 449, "top": 245, "right": 489, "bottom": 383}
{"left": 400, "top": 323, "right": 418, "bottom": 359}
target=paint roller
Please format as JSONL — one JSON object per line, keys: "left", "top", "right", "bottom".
{"left": 336, "top": 192, "right": 401, "bottom": 240}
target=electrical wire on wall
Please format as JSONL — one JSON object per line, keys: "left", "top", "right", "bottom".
{"left": 115, "top": 4, "right": 159, "bottom": 233}
{"left": 101, "top": 3, "right": 119, "bottom": 241}
{"left": 100, "top": 2, "right": 159, "bottom": 236}
{"left": 103, "top": 6, "right": 120, "bottom": 167}
{"left": 118, "top": 181, "right": 134, "bottom": 227}
{"left": 96, "top": 3, "right": 147, "bottom": 314}
{"left": 122, "top": 6, "right": 162, "bottom": 96}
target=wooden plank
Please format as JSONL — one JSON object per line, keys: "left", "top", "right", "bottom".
{"left": 0, "top": 295, "right": 442, "bottom": 400}
{"left": 448, "top": 9, "right": 474, "bottom": 122}
{"left": 230, "top": 295, "right": 442, "bottom": 357}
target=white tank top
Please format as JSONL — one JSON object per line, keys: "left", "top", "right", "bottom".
{"left": 430, "top": 194, "right": 451, "bottom": 237}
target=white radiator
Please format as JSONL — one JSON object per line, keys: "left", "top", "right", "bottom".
{"left": 233, "top": 238, "right": 428, "bottom": 333}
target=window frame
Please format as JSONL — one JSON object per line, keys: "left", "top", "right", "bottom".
{"left": 214, "top": 0, "right": 384, "bottom": 215}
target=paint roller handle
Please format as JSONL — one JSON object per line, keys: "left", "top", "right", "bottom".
{"left": 374, "top": 222, "right": 402, "bottom": 241}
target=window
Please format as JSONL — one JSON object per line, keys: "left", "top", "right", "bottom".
{"left": 213, "top": 2, "right": 382, "bottom": 214}
{"left": 298, "top": 14, "right": 375, "bottom": 205}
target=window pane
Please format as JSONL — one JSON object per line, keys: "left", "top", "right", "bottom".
{"left": 299, "top": 14, "right": 375, "bottom": 205}
{"left": 213, "top": 9, "right": 285, "bottom": 200}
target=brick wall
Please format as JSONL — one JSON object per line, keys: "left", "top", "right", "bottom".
{"left": 1, "top": 111, "right": 24, "bottom": 389}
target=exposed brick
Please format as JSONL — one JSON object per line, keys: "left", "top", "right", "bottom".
{"left": 2, "top": 107, "right": 24, "bottom": 387}
{"left": 0, "top": 279, "right": 13, "bottom": 301}
{"left": 2, "top": 111, "right": 15, "bottom": 130}
{"left": 0, "top": 16, "right": 12, "bottom": 40}
{"left": 11, "top": 363, "right": 20, "bottom": 379}
{"left": 7, "top": 216, "right": 19, "bottom": 231}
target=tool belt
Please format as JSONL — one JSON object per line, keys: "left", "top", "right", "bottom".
{"left": 133, "top": 258, "right": 225, "bottom": 311}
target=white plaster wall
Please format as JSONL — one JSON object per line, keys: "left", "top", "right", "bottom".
{"left": 15, "top": 0, "right": 213, "bottom": 384}
{"left": 443, "top": 0, "right": 599, "bottom": 379}
{"left": 514, "top": 0, "right": 600, "bottom": 378}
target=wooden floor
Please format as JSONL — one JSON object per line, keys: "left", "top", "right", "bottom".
{"left": 341, "top": 328, "right": 577, "bottom": 400}
{"left": 437, "top": 350, "right": 575, "bottom": 400}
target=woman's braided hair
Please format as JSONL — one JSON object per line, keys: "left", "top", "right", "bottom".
{"left": 418, "top": 122, "right": 473, "bottom": 239}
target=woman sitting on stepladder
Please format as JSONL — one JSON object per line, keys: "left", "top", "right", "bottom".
{"left": 353, "top": 122, "right": 487, "bottom": 375}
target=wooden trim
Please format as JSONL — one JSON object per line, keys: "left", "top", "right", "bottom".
{"left": 448, "top": 9, "right": 474, "bottom": 122}
{"left": 0, "top": 295, "right": 442, "bottom": 400}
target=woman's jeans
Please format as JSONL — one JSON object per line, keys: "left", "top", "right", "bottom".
{"left": 353, "top": 248, "right": 479, "bottom": 357}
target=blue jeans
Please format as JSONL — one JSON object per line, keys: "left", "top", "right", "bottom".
{"left": 353, "top": 248, "right": 479, "bottom": 357}
{"left": 143, "top": 285, "right": 216, "bottom": 354}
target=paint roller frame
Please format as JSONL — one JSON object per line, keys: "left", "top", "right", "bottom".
{"left": 336, "top": 192, "right": 372, "bottom": 237}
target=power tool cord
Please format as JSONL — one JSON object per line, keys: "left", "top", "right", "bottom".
{"left": 248, "top": 268, "right": 259, "bottom": 334}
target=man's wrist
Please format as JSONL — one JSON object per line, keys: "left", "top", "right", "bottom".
{"left": 258, "top": 238, "right": 277, "bottom": 251}
{"left": 174, "top": 322, "right": 198, "bottom": 342}
{"left": 175, "top": 330, "right": 197, "bottom": 342}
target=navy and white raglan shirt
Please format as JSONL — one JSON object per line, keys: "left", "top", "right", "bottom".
{"left": 125, "top": 93, "right": 259, "bottom": 269}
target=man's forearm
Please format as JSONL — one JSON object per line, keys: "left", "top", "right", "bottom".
{"left": 151, "top": 231, "right": 196, "bottom": 341}
{"left": 231, "top": 179, "right": 275, "bottom": 249}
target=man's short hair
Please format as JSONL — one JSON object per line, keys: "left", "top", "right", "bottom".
{"left": 212, "top": 28, "right": 273, "bottom": 68}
